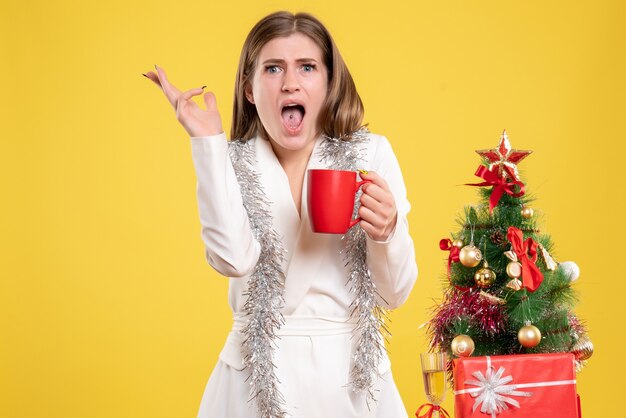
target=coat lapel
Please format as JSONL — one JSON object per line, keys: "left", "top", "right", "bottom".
{"left": 254, "top": 136, "right": 335, "bottom": 314}
{"left": 255, "top": 137, "right": 300, "bottom": 271}
{"left": 282, "top": 136, "right": 332, "bottom": 314}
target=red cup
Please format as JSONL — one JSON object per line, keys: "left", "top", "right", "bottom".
{"left": 307, "top": 169, "right": 371, "bottom": 234}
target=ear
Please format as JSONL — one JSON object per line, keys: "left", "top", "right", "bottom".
{"left": 245, "top": 84, "right": 255, "bottom": 104}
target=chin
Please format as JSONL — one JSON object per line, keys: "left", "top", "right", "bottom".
{"left": 275, "top": 132, "right": 315, "bottom": 151}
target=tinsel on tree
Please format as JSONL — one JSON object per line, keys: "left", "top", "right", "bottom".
{"left": 427, "top": 131, "right": 593, "bottom": 372}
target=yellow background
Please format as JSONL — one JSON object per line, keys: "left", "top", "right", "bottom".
{"left": 1, "top": 0, "right": 623, "bottom": 416}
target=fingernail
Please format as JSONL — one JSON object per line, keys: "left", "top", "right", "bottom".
{"left": 142, "top": 73, "right": 149, "bottom": 78}
{"left": 359, "top": 169, "right": 369, "bottom": 175}
{"left": 200, "top": 85, "right": 207, "bottom": 89}
{"left": 154, "top": 64, "right": 158, "bottom": 70}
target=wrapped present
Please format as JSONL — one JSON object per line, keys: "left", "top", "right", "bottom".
{"left": 453, "top": 353, "right": 580, "bottom": 417}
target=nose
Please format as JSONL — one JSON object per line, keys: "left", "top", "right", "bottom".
{"left": 281, "top": 67, "right": 300, "bottom": 92}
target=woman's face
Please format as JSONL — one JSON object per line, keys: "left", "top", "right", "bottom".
{"left": 247, "top": 33, "right": 328, "bottom": 157}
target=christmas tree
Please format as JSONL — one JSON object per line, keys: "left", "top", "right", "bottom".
{"left": 427, "top": 131, "right": 593, "bottom": 371}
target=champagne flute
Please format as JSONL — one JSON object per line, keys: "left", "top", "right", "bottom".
{"left": 419, "top": 352, "right": 447, "bottom": 417}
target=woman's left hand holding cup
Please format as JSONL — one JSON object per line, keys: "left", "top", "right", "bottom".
{"left": 357, "top": 171, "right": 398, "bottom": 242}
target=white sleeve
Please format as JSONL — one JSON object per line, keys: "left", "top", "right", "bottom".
{"left": 365, "top": 136, "right": 418, "bottom": 309}
{"left": 190, "top": 133, "right": 260, "bottom": 278}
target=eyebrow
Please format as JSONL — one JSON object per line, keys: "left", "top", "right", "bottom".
{"left": 261, "top": 58, "right": 320, "bottom": 65}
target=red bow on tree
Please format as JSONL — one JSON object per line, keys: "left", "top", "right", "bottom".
{"left": 466, "top": 165, "right": 525, "bottom": 213}
{"left": 416, "top": 403, "right": 451, "bottom": 418}
{"left": 439, "top": 239, "right": 470, "bottom": 291}
{"left": 507, "top": 226, "right": 544, "bottom": 292}
{"left": 439, "top": 238, "right": 460, "bottom": 269}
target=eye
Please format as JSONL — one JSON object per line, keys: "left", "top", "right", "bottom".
{"left": 302, "top": 64, "right": 316, "bottom": 72}
{"left": 265, "top": 65, "right": 282, "bottom": 74}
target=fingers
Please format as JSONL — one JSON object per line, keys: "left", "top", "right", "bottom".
{"left": 177, "top": 86, "right": 211, "bottom": 121}
{"left": 143, "top": 66, "right": 215, "bottom": 115}
{"left": 143, "top": 71, "right": 162, "bottom": 88}
{"left": 358, "top": 204, "right": 397, "bottom": 242}
{"left": 178, "top": 87, "right": 219, "bottom": 116}
{"left": 360, "top": 171, "right": 393, "bottom": 205}
{"left": 358, "top": 204, "right": 381, "bottom": 225}
{"left": 153, "top": 66, "right": 181, "bottom": 95}
{"left": 142, "top": 65, "right": 223, "bottom": 137}
{"left": 361, "top": 183, "right": 390, "bottom": 205}
{"left": 359, "top": 193, "right": 395, "bottom": 227}
{"left": 360, "top": 192, "right": 387, "bottom": 214}
{"left": 203, "top": 91, "right": 218, "bottom": 113}
{"left": 154, "top": 66, "right": 181, "bottom": 108}
{"left": 359, "top": 171, "right": 386, "bottom": 188}
{"left": 179, "top": 86, "right": 207, "bottom": 102}
{"left": 357, "top": 170, "right": 397, "bottom": 241}
{"left": 142, "top": 65, "right": 183, "bottom": 109}
{"left": 358, "top": 218, "right": 378, "bottom": 238}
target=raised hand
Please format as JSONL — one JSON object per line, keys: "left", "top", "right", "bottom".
{"left": 358, "top": 171, "right": 398, "bottom": 242}
{"left": 143, "top": 65, "right": 223, "bottom": 138}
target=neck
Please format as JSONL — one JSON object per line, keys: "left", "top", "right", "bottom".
{"left": 269, "top": 138, "right": 317, "bottom": 171}
{"left": 267, "top": 136, "right": 317, "bottom": 218}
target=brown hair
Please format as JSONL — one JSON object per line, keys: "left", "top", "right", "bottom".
{"left": 231, "top": 11, "right": 364, "bottom": 140}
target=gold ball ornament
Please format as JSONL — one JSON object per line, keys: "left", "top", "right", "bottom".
{"left": 518, "top": 324, "right": 542, "bottom": 348}
{"left": 521, "top": 207, "right": 534, "bottom": 219}
{"left": 451, "top": 335, "right": 475, "bottom": 357}
{"left": 452, "top": 239, "right": 465, "bottom": 249}
{"left": 506, "top": 261, "right": 522, "bottom": 278}
{"left": 474, "top": 267, "right": 496, "bottom": 288}
{"left": 459, "top": 244, "right": 482, "bottom": 268}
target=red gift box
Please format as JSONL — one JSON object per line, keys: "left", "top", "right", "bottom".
{"left": 453, "top": 353, "right": 580, "bottom": 417}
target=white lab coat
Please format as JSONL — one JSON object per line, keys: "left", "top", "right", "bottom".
{"left": 190, "top": 131, "right": 417, "bottom": 418}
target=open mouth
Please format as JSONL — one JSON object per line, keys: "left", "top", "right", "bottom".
{"left": 281, "top": 104, "right": 305, "bottom": 131}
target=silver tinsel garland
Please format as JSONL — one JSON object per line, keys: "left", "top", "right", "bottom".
{"left": 318, "top": 127, "right": 390, "bottom": 405}
{"left": 228, "top": 127, "right": 389, "bottom": 416}
{"left": 229, "top": 139, "right": 288, "bottom": 418}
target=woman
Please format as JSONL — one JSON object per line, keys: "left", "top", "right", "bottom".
{"left": 144, "top": 11, "right": 417, "bottom": 418}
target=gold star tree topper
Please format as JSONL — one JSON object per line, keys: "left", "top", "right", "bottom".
{"left": 475, "top": 130, "right": 532, "bottom": 181}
